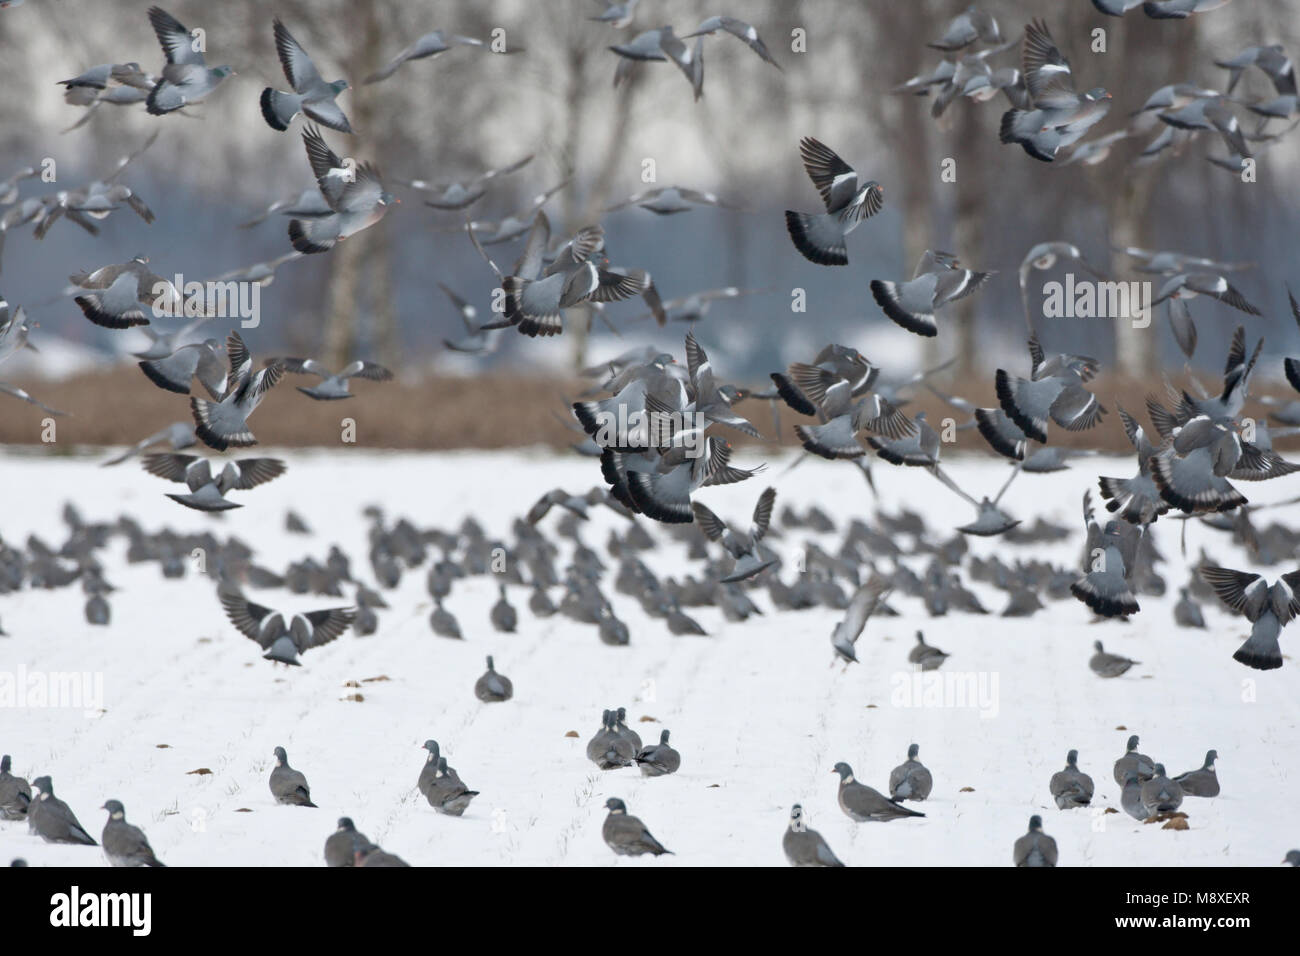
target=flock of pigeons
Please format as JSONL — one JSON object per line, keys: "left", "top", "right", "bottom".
{"left": 1, "top": 1, "right": 1299, "bottom": 866}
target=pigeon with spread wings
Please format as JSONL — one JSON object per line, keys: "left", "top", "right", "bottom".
{"left": 218, "top": 583, "right": 356, "bottom": 666}
{"left": 785, "top": 137, "right": 883, "bottom": 265}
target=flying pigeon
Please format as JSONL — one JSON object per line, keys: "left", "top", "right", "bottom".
{"left": 364, "top": 31, "right": 494, "bottom": 85}
{"left": 260, "top": 18, "right": 352, "bottom": 133}
{"left": 682, "top": 16, "right": 781, "bottom": 70}
{"left": 870, "top": 249, "right": 993, "bottom": 338}
{"left": 830, "top": 575, "right": 891, "bottom": 663}
{"left": 218, "top": 583, "right": 356, "bottom": 665}
{"left": 785, "top": 136, "right": 883, "bottom": 265}
{"left": 142, "top": 453, "right": 286, "bottom": 511}
{"left": 691, "top": 486, "right": 777, "bottom": 582}
{"left": 145, "top": 6, "right": 234, "bottom": 115}
{"left": 265, "top": 356, "right": 393, "bottom": 400}
{"left": 288, "top": 126, "right": 397, "bottom": 254}
{"left": 1000, "top": 19, "right": 1111, "bottom": 162}
{"left": 1199, "top": 564, "right": 1300, "bottom": 670}
{"left": 1072, "top": 491, "right": 1142, "bottom": 618}
{"left": 190, "top": 332, "right": 284, "bottom": 450}
{"left": 402, "top": 153, "right": 533, "bottom": 210}
{"left": 70, "top": 255, "right": 180, "bottom": 329}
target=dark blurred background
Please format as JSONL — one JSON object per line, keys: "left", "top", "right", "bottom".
{"left": 1, "top": 0, "right": 1298, "bottom": 448}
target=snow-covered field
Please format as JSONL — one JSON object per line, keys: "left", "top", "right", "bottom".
{"left": 1, "top": 448, "right": 1297, "bottom": 866}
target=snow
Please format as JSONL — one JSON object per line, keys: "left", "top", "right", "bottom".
{"left": 1, "top": 448, "right": 1297, "bottom": 867}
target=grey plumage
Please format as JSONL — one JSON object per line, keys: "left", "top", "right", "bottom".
{"left": 0, "top": 755, "right": 31, "bottom": 820}
{"left": 830, "top": 574, "right": 891, "bottom": 662}
{"left": 1013, "top": 815, "right": 1058, "bottom": 866}
{"left": 1140, "top": 764, "right": 1184, "bottom": 815}
{"left": 1173, "top": 750, "right": 1219, "bottom": 797}
{"left": 260, "top": 18, "right": 352, "bottom": 133}
{"left": 634, "top": 729, "right": 680, "bottom": 776}
{"left": 101, "top": 800, "right": 165, "bottom": 866}
{"left": 783, "top": 804, "right": 844, "bottom": 866}
{"left": 474, "top": 655, "right": 513, "bottom": 702}
{"left": 1120, "top": 770, "right": 1149, "bottom": 820}
{"left": 833, "top": 762, "right": 925, "bottom": 821}
{"left": 269, "top": 746, "right": 317, "bottom": 807}
{"left": 888, "top": 743, "right": 933, "bottom": 801}
{"left": 27, "top": 776, "right": 97, "bottom": 845}
{"left": 1090, "top": 640, "right": 1139, "bottom": 678}
{"left": 1113, "top": 735, "right": 1155, "bottom": 786}
{"left": 145, "top": 6, "right": 234, "bottom": 115}
{"left": 602, "top": 797, "right": 672, "bottom": 856}
{"left": 325, "top": 817, "right": 366, "bottom": 867}
{"left": 1049, "top": 750, "right": 1095, "bottom": 809}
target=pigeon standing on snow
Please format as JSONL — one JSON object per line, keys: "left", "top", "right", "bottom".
{"left": 785, "top": 136, "right": 883, "bottom": 266}
{"left": 428, "top": 757, "right": 479, "bottom": 816}
{"left": 1113, "top": 735, "right": 1155, "bottom": 786}
{"left": 324, "top": 817, "right": 366, "bottom": 867}
{"left": 602, "top": 798, "right": 673, "bottom": 856}
{"left": 145, "top": 6, "right": 235, "bottom": 115}
{"left": 908, "top": 631, "right": 950, "bottom": 670}
{"left": 1049, "top": 750, "right": 1095, "bottom": 809}
{"left": 27, "top": 776, "right": 97, "bottom": 845}
{"left": 1120, "top": 770, "right": 1149, "bottom": 820}
{"left": 1089, "top": 640, "right": 1139, "bottom": 678}
{"left": 474, "top": 655, "right": 513, "bottom": 702}
{"left": 490, "top": 584, "right": 517, "bottom": 633}
{"left": 888, "top": 744, "right": 933, "bottom": 801}
{"left": 1173, "top": 587, "right": 1205, "bottom": 628}
{"left": 101, "top": 801, "right": 165, "bottom": 867}
{"left": 833, "top": 762, "right": 925, "bottom": 822}
{"left": 1140, "top": 765, "right": 1184, "bottom": 815}
{"left": 260, "top": 18, "right": 352, "bottom": 133}
{"left": 634, "top": 729, "right": 680, "bottom": 777}
{"left": 1173, "top": 750, "right": 1219, "bottom": 797}
{"left": 269, "top": 746, "right": 317, "bottom": 807}
{"left": 0, "top": 755, "right": 31, "bottom": 820}
{"left": 1013, "top": 815, "right": 1058, "bottom": 866}
{"left": 782, "top": 804, "right": 844, "bottom": 867}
